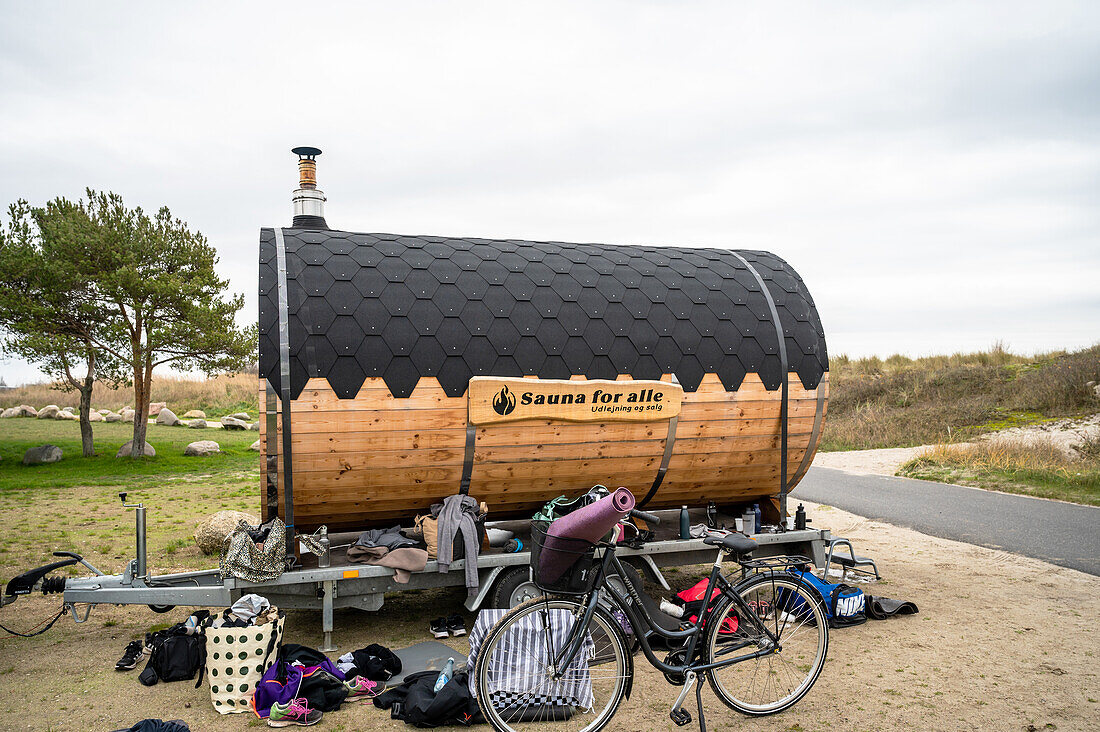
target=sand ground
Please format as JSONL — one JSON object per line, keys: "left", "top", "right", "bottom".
{"left": 1, "top": 501, "right": 1096, "bottom": 732}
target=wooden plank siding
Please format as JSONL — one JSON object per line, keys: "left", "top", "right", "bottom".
{"left": 263, "top": 372, "right": 828, "bottom": 530}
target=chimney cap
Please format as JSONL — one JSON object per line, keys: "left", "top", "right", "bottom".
{"left": 292, "top": 146, "right": 322, "bottom": 159}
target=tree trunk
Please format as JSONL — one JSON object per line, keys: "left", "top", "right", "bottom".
{"left": 78, "top": 377, "right": 95, "bottom": 457}
{"left": 130, "top": 362, "right": 147, "bottom": 458}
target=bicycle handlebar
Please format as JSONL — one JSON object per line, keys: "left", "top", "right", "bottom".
{"left": 629, "top": 509, "right": 660, "bottom": 525}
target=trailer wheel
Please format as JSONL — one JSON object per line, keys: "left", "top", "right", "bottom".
{"left": 148, "top": 604, "right": 175, "bottom": 613}
{"left": 491, "top": 567, "right": 540, "bottom": 608}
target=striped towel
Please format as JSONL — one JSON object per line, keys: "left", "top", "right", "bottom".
{"left": 467, "top": 608, "right": 595, "bottom": 711}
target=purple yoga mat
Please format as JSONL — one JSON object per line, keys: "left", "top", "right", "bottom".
{"left": 537, "top": 488, "right": 636, "bottom": 586}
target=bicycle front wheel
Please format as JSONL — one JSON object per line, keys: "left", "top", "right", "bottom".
{"left": 474, "top": 596, "right": 631, "bottom": 732}
{"left": 704, "top": 573, "right": 829, "bottom": 716}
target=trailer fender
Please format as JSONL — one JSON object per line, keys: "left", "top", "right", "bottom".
{"left": 464, "top": 566, "right": 506, "bottom": 612}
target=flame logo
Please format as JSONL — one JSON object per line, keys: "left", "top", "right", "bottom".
{"left": 492, "top": 385, "right": 517, "bottom": 416}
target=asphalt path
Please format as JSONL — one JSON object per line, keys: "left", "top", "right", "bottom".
{"left": 796, "top": 466, "right": 1100, "bottom": 576}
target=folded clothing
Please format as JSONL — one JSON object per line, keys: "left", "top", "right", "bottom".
{"left": 353, "top": 525, "right": 419, "bottom": 551}
{"left": 337, "top": 644, "right": 402, "bottom": 682}
{"left": 347, "top": 545, "right": 428, "bottom": 583}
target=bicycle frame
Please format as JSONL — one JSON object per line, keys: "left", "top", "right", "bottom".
{"left": 549, "top": 542, "right": 785, "bottom": 679}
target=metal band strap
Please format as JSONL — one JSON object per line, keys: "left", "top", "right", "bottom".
{"left": 729, "top": 253, "right": 790, "bottom": 517}
{"left": 459, "top": 420, "right": 477, "bottom": 495}
{"left": 263, "top": 380, "right": 279, "bottom": 521}
{"left": 639, "top": 375, "right": 680, "bottom": 509}
{"left": 789, "top": 382, "right": 826, "bottom": 487}
{"left": 274, "top": 228, "right": 295, "bottom": 554}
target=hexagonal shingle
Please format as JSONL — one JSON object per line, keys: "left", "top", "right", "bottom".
{"left": 261, "top": 228, "right": 827, "bottom": 399}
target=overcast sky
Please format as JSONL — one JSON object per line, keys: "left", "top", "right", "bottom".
{"left": 1, "top": 1, "right": 1097, "bottom": 385}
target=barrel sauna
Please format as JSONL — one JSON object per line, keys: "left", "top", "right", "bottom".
{"left": 258, "top": 229, "right": 828, "bottom": 532}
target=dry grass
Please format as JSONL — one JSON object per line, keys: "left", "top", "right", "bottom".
{"left": 0, "top": 371, "right": 258, "bottom": 415}
{"left": 900, "top": 436, "right": 1100, "bottom": 506}
{"left": 822, "top": 344, "right": 1100, "bottom": 451}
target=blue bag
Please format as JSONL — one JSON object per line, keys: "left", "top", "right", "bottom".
{"left": 783, "top": 570, "right": 867, "bottom": 628}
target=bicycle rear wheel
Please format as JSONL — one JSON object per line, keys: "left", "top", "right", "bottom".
{"left": 704, "top": 574, "right": 829, "bottom": 716}
{"left": 474, "top": 596, "right": 631, "bottom": 732}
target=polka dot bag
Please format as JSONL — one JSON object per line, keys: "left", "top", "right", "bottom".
{"left": 204, "top": 611, "right": 285, "bottom": 714}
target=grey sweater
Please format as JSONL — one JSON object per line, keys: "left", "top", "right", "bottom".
{"left": 434, "top": 494, "right": 481, "bottom": 597}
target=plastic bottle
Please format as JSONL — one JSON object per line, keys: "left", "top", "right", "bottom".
{"left": 660, "top": 599, "right": 686, "bottom": 618}
{"left": 679, "top": 506, "right": 690, "bottom": 539}
{"left": 318, "top": 526, "right": 331, "bottom": 568}
{"left": 754, "top": 503, "right": 762, "bottom": 533}
{"left": 433, "top": 657, "right": 455, "bottom": 693}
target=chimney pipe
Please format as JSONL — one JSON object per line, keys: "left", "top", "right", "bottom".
{"left": 291, "top": 146, "right": 329, "bottom": 229}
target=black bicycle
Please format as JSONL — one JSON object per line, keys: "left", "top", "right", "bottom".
{"left": 473, "top": 509, "right": 829, "bottom": 732}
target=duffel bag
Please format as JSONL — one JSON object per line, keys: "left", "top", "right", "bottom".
{"left": 783, "top": 570, "right": 868, "bottom": 628}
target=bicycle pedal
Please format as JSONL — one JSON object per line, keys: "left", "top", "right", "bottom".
{"left": 669, "top": 708, "right": 692, "bottom": 726}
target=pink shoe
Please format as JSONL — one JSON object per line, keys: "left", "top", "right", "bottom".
{"left": 344, "top": 675, "right": 381, "bottom": 702}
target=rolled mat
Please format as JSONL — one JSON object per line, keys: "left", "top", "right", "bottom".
{"left": 537, "top": 488, "right": 636, "bottom": 586}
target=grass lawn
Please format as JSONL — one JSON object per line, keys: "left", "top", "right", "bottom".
{"left": 899, "top": 449, "right": 1100, "bottom": 506}
{"left": 0, "top": 419, "right": 259, "bottom": 586}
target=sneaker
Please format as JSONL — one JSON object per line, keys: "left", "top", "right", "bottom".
{"left": 267, "top": 698, "right": 322, "bottom": 727}
{"left": 115, "top": 639, "right": 149, "bottom": 671}
{"left": 430, "top": 617, "right": 449, "bottom": 639}
{"left": 447, "top": 613, "right": 466, "bottom": 637}
{"left": 344, "top": 675, "right": 381, "bottom": 702}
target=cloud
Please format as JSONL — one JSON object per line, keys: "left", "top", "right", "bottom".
{"left": 0, "top": 0, "right": 1097, "bottom": 383}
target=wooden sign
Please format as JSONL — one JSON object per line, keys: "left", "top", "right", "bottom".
{"left": 468, "top": 376, "right": 683, "bottom": 425}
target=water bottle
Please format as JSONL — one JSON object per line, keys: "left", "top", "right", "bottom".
{"left": 433, "top": 657, "right": 455, "bottom": 693}
{"left": 679, "top": 506, "right": 690, "bottom": 540}
{"left": 318, "top": 526, "right": 331, "bottom": 568}
{"left": 754, "top": 504, "right": 762, "bottom": 533}
{"left": 795, "top": 503, "right": 807, "bottom": 531}
{"left": 742, "top": 508, "right": 755, "bottom": 536}
{"left": 660, "top": 599, "right": 685, "bottom": 618}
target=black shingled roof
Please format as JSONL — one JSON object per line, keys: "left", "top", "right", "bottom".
{"left": 258, "top": 229, "right": 828, "bottom": 400}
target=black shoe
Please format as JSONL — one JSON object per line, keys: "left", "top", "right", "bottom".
{"left": 447, "top": 614, "right": 466, "bottom": 637}
{"left": 115, "top": 639, "right": 149, "bottom": 670}
{"left": 430, "top": 617, "right": 449, "bottom": 639}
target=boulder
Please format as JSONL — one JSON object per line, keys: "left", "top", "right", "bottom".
{"left": 148, "top": 402, "right": 167, "bottom": 416}
{"left": 56, "top": 410, "right": 79, "bottom": 421}
{"left": 156, "top": 408, "right": 181, "bottom": 426}
{"left": 182, "top": 409, "right": 206, "bottom": 419}
{"left": 87, "top": 411, "right": 105, "bottom": 422}
{"left": 105, "top": 412, "right": 122, "bottom": 422}
{"left": 17, "top": 405, "right": 38, "bottom": 417}
{"left": 188, "top": 419, "right": 208, "bottom": 429}
{"left": 62, "top": 406, "right": 75, "bottom": 414}
{"left": 220, "top": 416, "right": 249, "bottom": 431}
{"left": 250, "top": 439, "right": 262, "bottom": 452}
{"left": 37, "top": 405, "right": 60, "bottom": 419}
{"left": 22, "top": 444, "right": 62, "bottom": 465}
{"left": 184, "top": 440, "right": 220, "bottom": 456}
{"left": 115, "top": 440, "right": 156, "bottom": 458}
{"left": 249, "top": 422, "right": 260, "bottom": 431}
{"left": 194, "top": 510, "right": 258, "bottom": 555}
{"left": 121, "top": 408, "right": 136, "bottom": 423}
{"left": 97, "top": 408, "right": 111, "bottom": 415}
{"left": 228, "top": 412, "right": 251, "bottom": 421}
{"left": 1, "top": 407, "right": 17, "bottom": 418}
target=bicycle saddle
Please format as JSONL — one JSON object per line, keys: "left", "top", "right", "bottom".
{"left": 703, "top": 533, "right": 757, "bottom": 555}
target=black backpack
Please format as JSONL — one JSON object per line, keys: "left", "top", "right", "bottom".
{"left": 138, "top": 627, "right": 207, "bottom": 687}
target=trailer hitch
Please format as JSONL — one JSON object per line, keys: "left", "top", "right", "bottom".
{"left": 2, "top": 552, "right": 105, "bottom": 605}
